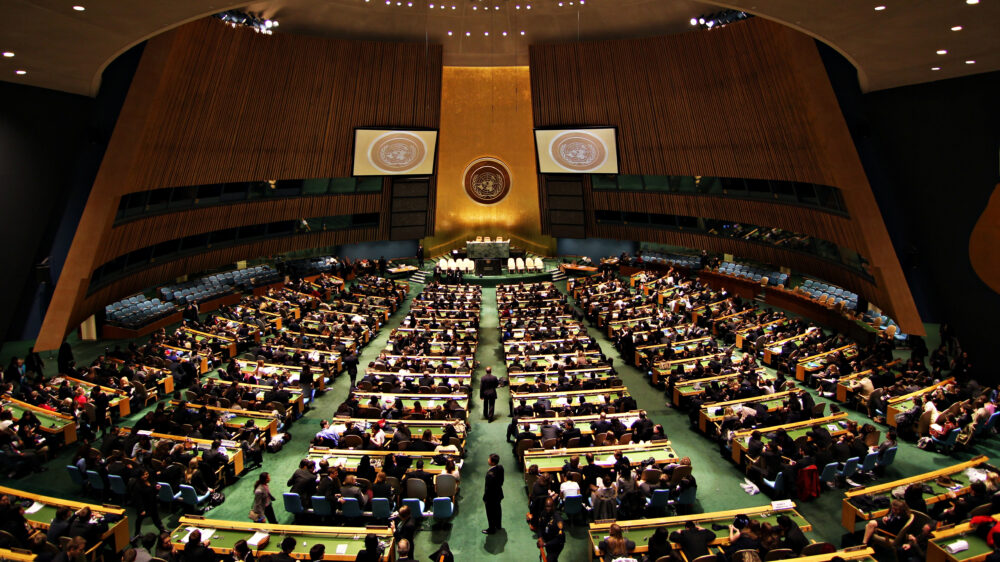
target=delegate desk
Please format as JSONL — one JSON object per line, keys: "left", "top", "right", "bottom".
{"left": 762, "top": 328, "right": 820, "bottom": 365}
{"left": 730, "top": 413, "right": 848, "bottom": 464}
{"left": 118, "top": 428, "right": 246, "bottom": 476}
{"left": 634, "top": 336, "right": 713, "bottom": 367}
{"left": 168, "top": 400, "right": 279, "bottom": 436}
{"left": 107, "top": 358, "right": 176, "bottom": 394}
{"left": 0, "top": 484, "right": 129, "bottom": 553}
{"left": 523, "top": 441, "right": 678, "bottom": 472}
{"left": 653, "top": 353, "right": 736, "bottom": 387}
{"left": 58, "top": 375, "right": 131, "bottom": 417}
{"left": 160, "top": 344, "right": 210, "bottom": 373}
{"left": 515, "top": 411, "right": 645, "bottom": 436}
{"left": 734, "top": 318, "right": 787, "bottom": 350}
{"left": 587, "top": 503, "right": 811, "bottom": 562}
{"left": 331, "top": 417, "right": 466, "bottom": 447}
{"left": 234, "top": 359, "right": 329, "bottom": 391}
{"left": 841, "top": 455, "right": 991, "bottom": 530}
{"left": 179, "top": 327, "right": 238, "bottom": 358}
{"left": 509, "top": 387, "right": 631, "bottom": 410}
{"left": 1, "top": 396, "right": 77, "bottom": 445}
{"left": 307, "top": 447, "right": 461, "bottom": 474}
{"left": 199, "top": 374, "right": 306, "bottom": 415}
{"left": 352, "top": 392, "right": 470, "bottom": 417}
{"left": 507, "top": 367, "right": 615, "bottom": 388}
{"left": 669, "top": 369, "right": 771, "bottom": 406}
{"left": 835, "top": 360, "right": 903, "bottom": 402}
{"left": 170, "top": 517, "right": 394, "bottom": 561}
{"left": 795, "top": 344, "right": 859, "bottom": 382}
{"left": 697, "top": 390, "right": 797, "bottom": 433}
{"left": 886, "top": 378, "right": 956, "bottom": 428}
{"left": 928, "top": 516, "right": 999, "bottom": 562}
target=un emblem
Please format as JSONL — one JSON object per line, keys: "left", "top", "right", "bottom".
{"left": 549, "top": 130, "right": 607, "bottom": 172}
{"left": 368, "top": 132, "right": 427, "bottom": 173}
{"left": 463, "top": 158, "right": 511, "bottom": 205}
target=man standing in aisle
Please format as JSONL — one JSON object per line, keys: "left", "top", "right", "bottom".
{"left": 480, "top": 366, "right": 498, "bottom": 422}
{"left": 482, "top": 453, "right": 504, "bottom": 534}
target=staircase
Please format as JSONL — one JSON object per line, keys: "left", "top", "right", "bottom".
{"left": 409, "top": 270, "right": 428, "bottom": 284}
{"left": 551, "top": 269, "right": 567, "bottom": 282}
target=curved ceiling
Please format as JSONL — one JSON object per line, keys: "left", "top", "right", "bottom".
{"left": 2, "top": 0, "right": 998, "bottom": 96}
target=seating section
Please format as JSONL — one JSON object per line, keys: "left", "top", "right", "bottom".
{"left": 104, "top": 294, "right": 176, "bottom": 328}
{"left": 718, "top": 261, "right": 788, "bottom": 286}
{"left": 800, "top": 278, "right": 858, "bottom": 310}
{"left": 159, "top": 265, "right": 281, "bottom": 305}
{"left": 641, "top": 251, "right": 700, "bottom": 269}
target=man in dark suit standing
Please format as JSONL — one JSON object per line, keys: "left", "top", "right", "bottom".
{"left": 344, "top": 350, "right": 359, "bottom": 389}
{"left": 480, "top": 366, "right": 499, "bottom": 422}
{"left": 482, "top": 453, "right": 504, "bottom": 534}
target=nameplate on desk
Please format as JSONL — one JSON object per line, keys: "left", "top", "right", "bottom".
{"left": 771, "top": 500, "right": 794, "bottom": 511}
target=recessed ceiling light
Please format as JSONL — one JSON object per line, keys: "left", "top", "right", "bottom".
{"left": 874, "top": 5, "right": 886, "bottom": 11}
{"left": 951, "top": 25, "right": 963, "bottom": 31}
{"left": 966, "top": 0, "right": 979, "bottom": 4}
{"left": 936, "top": 49, "right": 947, "bottom": 55}
{"left": 502, "top": 31, "right": 507, "bottom": 36}
{"left": 465, "top": 31, "right": 470, "bottom": 36}
{"left": 966, "top": 60, "right": 976, "bottom": 64}
{"left": 430, "top": 2, "right": 434, "bottom": 6}
{"left": 520, "top": 30, "right": 525, "bottom": 35}
{"left": 515, "top": 4, "right": 520, "bottom": 8}
{"left": 526, "top": 4, "right": 531, "bottom": 9}
{"left": 484, "top": 31, "right": 489, "bottom": 36}
{"left": 447, "top": 30, "right": 452, "bottom": 36}
{"left": 15, "top": 69, "right": 26, "bottom": 75}
{"left": 931, "top": 66, "right": 941, "bottom": 71}
{"left": 406, "top": 2, "right": 412, "bottom": 6}
{"left": 2, "top": 52, "right": 14, "bottom": 58}
{"left": 451, "top": 5, "right": 456, "bottom": 9}
{"left": 72, "top": 5, "right": 85, "bottom": 10}
{"left": 472, "top": 5, "right": 476, "bottom": 9}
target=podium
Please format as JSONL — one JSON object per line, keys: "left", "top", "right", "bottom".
{"left": 476, "top": 258, "right": 503, "bottom": 275}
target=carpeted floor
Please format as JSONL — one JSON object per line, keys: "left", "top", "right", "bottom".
{"left": 2, "top": 273, "right": 996, "bottom": 562}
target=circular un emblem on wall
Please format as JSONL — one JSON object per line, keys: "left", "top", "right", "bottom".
{"left": 463, "top": 157, "right": 512, "bottom": 205}
{"left": 549, "top": 130, "right": 608, "bottom": 172}
{"left": 368, "top": 132, "right": 427, "bottom": 173}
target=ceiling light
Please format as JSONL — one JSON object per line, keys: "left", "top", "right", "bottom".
{"left": 515, "top": 4, "right": 520, "bottom": 8}
{"left": 407, "top": 2, "right": 412, "bottom": 6}
{"left": 447, "top": 30, "right": 452, "bottom": 36}
{"left": 495, "top": 5, "right": 500, "bottom": 9}
{"left": 936, "top": 49, "right": 947, "bottom": 55}
{"left": 451, "top": 5, "right": 456, "bottom": 9}
{"left": 931, "top": 67, "right": 941, "bottom": 71}
{"left": 690, "top": 18, "right": 698, "bottom": 26}
{"left": 484, "top": 31, "right": 489, "bottom": 36}
{"left": 526, "top": 4, "right": 531, "bottom": 8}
{"left": 465, "top": 31, "right": 471, "bottom": 36}
{"left": 72, "top": 5, "right": 85, "bottom": 11}
{"left": 520, "top": 30, "right": 525, "bottom": 35}
{"left": 430, "top": 2, "right": 435, "bottom": 6}
{"left": 472, "top": 5, "right": 476, "bottom": 9}
{"left": 874, "top": 6, "right": 886, "bottom": 11}
{"left": 15, "top": 70, "right": 26, "bottom": 75}
{"left": 502, "top": 31, "right": 507, "bottom": 36}
{"left": 2, "top": 52, "right": 13, "bottom": 58}
{"left": 558, "top": 2, "right": 563, "bottom": 5}
{"left": 951, "top": 25, "right": 963, "bottom": 31}
{"left": 966, "top": 60, "right": 976, "bottom": 64}
{"left": 966, "top": 0, "right": 979, "bottom": 4}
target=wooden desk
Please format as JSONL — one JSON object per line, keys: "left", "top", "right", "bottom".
{"left": 523, "top": 441, "right": 678, "bottom": 472}
{"left": 669, "top": 369, "right": 771, "bottom": 406}
{"left": 886, "top": 378, "right": 956, "bottom": 428}
{"left": 0, "top": 484, "right": 129, "bottom": 553}
{"left": 735, "top": 318, "right": 787, "bottom": 350}
{"left": 697, "top": 390, "right": 797, "bottom": 433}
{"left": 509, "top": 387, "right": 630, "bottom": 409}
{"left": 928, "top": 517, "right": 999, "bottom": 562}
{"left": 168, "top": 400, "right": 279, "bottom": 436}
{"left": 795, "top": 344, "right": 859, "bottom": 381}
{"left": 0, "top": 396, "right": 77, "bottom": 445}
{"left": 762, "top": 328, "right": 819, "bottom": 365}
{"left": 118, "top": 428, "right": 246, "bottom": 476}
{"left": 730, "top": 413, "right": 848, "bottom": 464}
{"left": 179, "top": 327, "right": 238, "bottom": 358}
{"left": 841, "top": 455, "right": 990, "bottom": 530}
{"left": 59, "top": 375, "right": 131, "bottom": 417}
{"left": 170, "top": 517, "right": 394, "bottom": 561}
{"left": 307, "top": 446, "right": 461, "bottom": 474}
{"left": 587, "top": 503, "right": 811, "bottom": 561}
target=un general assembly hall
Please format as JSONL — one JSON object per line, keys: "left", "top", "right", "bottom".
{"left": 1, "top": 1, "right": 999, "bottom": 561}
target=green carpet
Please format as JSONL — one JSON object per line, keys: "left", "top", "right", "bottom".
{"left": 2, "top": 275, "right": 995, "bottom": 562}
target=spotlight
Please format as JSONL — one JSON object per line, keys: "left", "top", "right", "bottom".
{"left": 966, "top": 60, "right": 976, "bottom": 64}
{"left": 936, "top": 49, "right": 947, "bottom": 54}
{"left": 15, "top": 69, "right": 26, "bottom": 75}
{"left": 690, "top": 18, "right": 698, "bottom": 26}
{"left": 951, "top": 25, "right": 963, "bottom": 31}
{"left": 72, "top": 5, "right": 85, "bottom": 11}
{"left": 2, "top": 52, "right": 13, "bottom": 57}
{"left": 931, "top": 66, "right": 941, "bottom": 71}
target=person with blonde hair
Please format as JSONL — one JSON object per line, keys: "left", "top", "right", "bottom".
{"left": 597, "top": 523, "right": 635, "bottom": 562}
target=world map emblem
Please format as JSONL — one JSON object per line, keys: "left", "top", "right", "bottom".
{"left": 549, "top": 130, "right": 608, "bottom": 172}
{"left": 463, "top": 158, "right": 512, "bottom": 205}
{"left": 368, "top": 132, "right": 427, "bottom": 173}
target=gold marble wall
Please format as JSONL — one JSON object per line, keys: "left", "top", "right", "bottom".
{"left": 424, "top": 66, "right": 555, "bottom": 257}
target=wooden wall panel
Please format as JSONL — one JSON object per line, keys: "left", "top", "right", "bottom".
{"left": 36, "top": 19, "right": 442, "bottom": 350}
{"left": 99, "top": 194, "right": 383, "bottom": 264}
{"left": 530, "top": 18, "right": 922, "bottom": 333}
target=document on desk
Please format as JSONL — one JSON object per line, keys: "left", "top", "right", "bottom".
{"left": 336, "top": 544, "right": 348, "bottom": 555}
{"left": 25, "top": 502, "right": 44, "bottom": 514}
{"left": 248, "top": 532, "right": 269, "bottom": 547}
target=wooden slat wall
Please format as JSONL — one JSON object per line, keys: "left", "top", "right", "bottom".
{"left": 590, "top": 191, "right": 861, "bottom": 250}
{"left": 592, "top": 224, "right": 880, "bottom": 306}
{"left": 530, "top": 19, "right": 837, "bottom": 184}
{"left": 36, "top": 19, "right": 443, "bottom": 350}
{"left": 529, "top": 18, "right": 923, "bottom": 333}
{"left": 100, "top": 194, "right": 383, "bottom": 265}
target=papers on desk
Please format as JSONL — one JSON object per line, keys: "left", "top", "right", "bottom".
{"left": 945, "top": 539, "right": 969, "bottom": 554}
{"left": 771, "top": 500, "right": 794, "bottom": 511}
{"left": 336, "top": 544, "right": 348, "bottom": 555}
{"left": 180, "top": 527, "right": 215, "bottom": 543}
{"left": 247, "top": 532, "right": 269, "bottom": 548}
{"left": 827, "top": 424, "right": 840, "bottom": 432}
{"left": 137, "top": 430, "right": 152, "bottom": 436}
{"left": 25, "top": 501, "right": 44, "bottom": 514}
